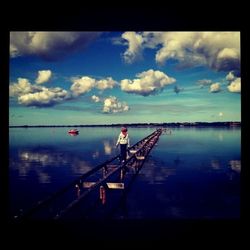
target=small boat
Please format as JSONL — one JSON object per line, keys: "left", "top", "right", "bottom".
{"left": 68, "top": 129, "right": 79, "bottom": 135}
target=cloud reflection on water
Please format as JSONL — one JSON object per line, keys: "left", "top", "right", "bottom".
{"left": 229, "top": 160, "right": 241, "bottom": 173}
{"left": 10, "top": 148, "right": 95, "bottom": 183}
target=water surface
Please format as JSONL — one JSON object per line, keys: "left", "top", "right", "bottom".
{"left": 9, "top": 127, "right": 240, "bottom": 219}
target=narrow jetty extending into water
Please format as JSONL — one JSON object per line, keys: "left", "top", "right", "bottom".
{"left": 14, "top": 128, "right": 164, "bottom": 220}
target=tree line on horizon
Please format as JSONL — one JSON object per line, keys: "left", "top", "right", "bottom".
{"left": 9, "top": 121, "right": 241, "bottom": 128}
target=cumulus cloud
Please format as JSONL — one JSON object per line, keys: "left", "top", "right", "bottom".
{"left": 210, "top": 82, "right": 221, "bottom": 93}
{"left": 227, "top": 77, "right": 241, "bottom": 93}
{"left": 225, "top": 71, "right": 240, "bottom": 93}
{"left": 103, "top": 96, "right": 129, "bottom": 113}
{"left": 120, "top": 69, "right": 176, "bottom": 96}
{"left": 121, "top": 32, "right": 144, "bottom": 63}
{"left": 96, "top": 77, "right": 116, "bottom": 90}
{"left": 10, "top": 78, "right": 42, "bottom": 97}
{"left": 10, "top": 76, "right": 71, "bottom": 107}
{"left": 18, "top": 87, "right": 70, "bottom": 106}
{"left": 91, "top": 95, "right": 100, "bottom": 102}
{"left": 10, "top": 32, "right": 101, "bottom": 60}
{"left": 11, "top": 73, "right": 117, "bottom": 108}
{"left": 70, "top": 76, "right": 116, "bottom": 96}
{"left": 10, "top": 71, "right": 53, "bottom": 99}
{"left": 70, "top": 76, "right": 96, "bottom": 96}
{"left": 226, "top": 71, "right": 236, "bottom": 81}
{"left": 215, "top": 48, "right": 239, "bottom": 71}
{"left": 120, "top": 32, "right": 240, "bottom": 72}
{"left": 36, "top": 70, "right": 52, "bottom": 84}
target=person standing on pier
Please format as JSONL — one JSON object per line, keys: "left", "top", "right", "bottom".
{"left": 116, "top": 127, "right": 130, "bottom": 163}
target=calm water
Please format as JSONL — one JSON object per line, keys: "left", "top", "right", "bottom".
{"left": 9, "top": 127, "right": 241, "bottom": 219}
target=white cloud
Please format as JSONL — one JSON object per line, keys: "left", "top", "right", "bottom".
{"left": 217, "top": 48, "right": 238, "bottom": 60}
{"left": 103, "top": 96, "right": 129, "bottom": 113}
{"left": 70, "top": 76, "right": 96, "bottom": 96}
{"left": 227, "top": 77, "right": 241, "bottom": 93}
{"left": 36, "top": 70, "right": 52, "bottom": 84}
{"left": 120, "top": 32, "right": 240, "bottom": 72}
{"left": 11, "top": 74, "right": 116, "bottom": 108}
{"left": 10, "top": 78, "right": 42, "bottom": 97}
{"left": 91, "top": 95, "right": 100, "bottom": 102}
{"left": 121, "top": 69, "right": 176, "bottom": 96}
{"left": 18, "top": 87, "right": 70, "bottom": 106}
{"left": 70, "top": 76, "right": 116, "bottom": 96}
{"left": 10, "top": 32, "right": 101, "bottom": 60}
{"left": 121, "top": 32, "right": 144, "bottom": 63}
{"left": 226, "top": 71, "right": 236, "bottom": 81}
{"left": 155, "top": 32, "right": 205, "bottom": 66}
{"left": 10, "top": 77, "right": 71, "bottom": 107}
{"left": 210, "top": 82, "right": 221, "bottom": 93}
{"left": 215, "top": 48, "right": 239, "bottom": 71}
{"left": 96, "top": 77, "right": 116, "bottom": 90}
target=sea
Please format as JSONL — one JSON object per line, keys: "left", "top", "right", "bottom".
{"left": 9, "top": 126, "right": 241, "bottom": 220}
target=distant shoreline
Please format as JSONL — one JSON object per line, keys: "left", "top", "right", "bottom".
{"left": 9, "top": 122, "right": 241, "bottom": 128}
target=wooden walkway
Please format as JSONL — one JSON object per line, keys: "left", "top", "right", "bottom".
{"left": 14, "top": 128, "right": 163, "bottom": 220}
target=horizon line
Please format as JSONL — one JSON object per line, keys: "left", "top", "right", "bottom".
{"left": 9, "top": 121, "right": 241, "bottom": 127}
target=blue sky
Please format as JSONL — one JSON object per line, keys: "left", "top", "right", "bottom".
{"left": 9, "top": 32, "right": 241, "bottom": 125}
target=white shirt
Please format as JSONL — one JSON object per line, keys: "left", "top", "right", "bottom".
{"left": 116, "top": 132, "right": 130, "bottom": 146}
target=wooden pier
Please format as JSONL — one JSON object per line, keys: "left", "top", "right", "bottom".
{"left": 14, "top": 128, "right": 163, "bottom": 220}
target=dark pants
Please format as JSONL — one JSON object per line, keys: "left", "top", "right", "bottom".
{"left": 120, "top": 144, "right": 127, "bottom": 162}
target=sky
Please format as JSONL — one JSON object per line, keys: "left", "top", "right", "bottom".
{"left": 9, "top": 32, "right": 241, "bottom": 125}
